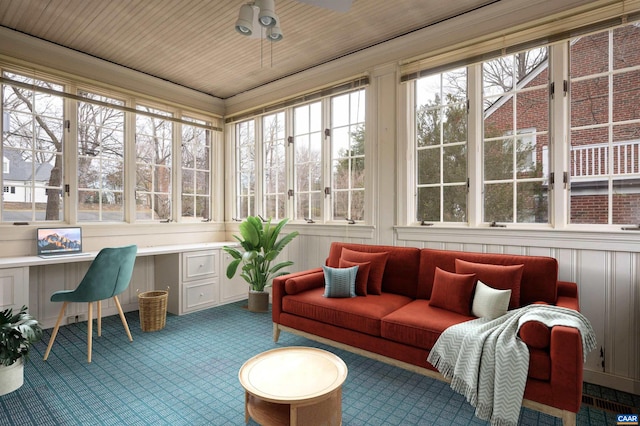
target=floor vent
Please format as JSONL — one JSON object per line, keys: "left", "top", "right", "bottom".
{"left": 582, "top": 395, "right": 637, "bottom": 414}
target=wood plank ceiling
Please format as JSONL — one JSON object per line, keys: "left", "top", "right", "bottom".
{"left": 0, "top": 0, "right": 497, "bottom": 99}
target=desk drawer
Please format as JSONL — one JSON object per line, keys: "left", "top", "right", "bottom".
{"left": 183, "top": 280, "right": 217, "bottom": 312}
{"left": 182, "top": 250, "right": 218, "bottom": 282}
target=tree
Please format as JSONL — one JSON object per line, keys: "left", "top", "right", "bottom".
{"left": 262, "top": 113, "right": 286, "bottom": 219}
{"left": 135, "top": 108, "right": 172, "bottom": 220}
{"left": 416, "top": 93, "right": 467, "bottom": 222}
{"left": 77, "top": 93, "right": 125, "bottom": 220}
{"left": 333, "top": 124, "right": 365, "bottom": 220}
{"left": 4, "top": 82, "right": 63, "bottom": 221}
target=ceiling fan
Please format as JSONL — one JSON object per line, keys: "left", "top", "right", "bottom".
{"left": 235, "top": 0, "right": 353, "bottom": 41}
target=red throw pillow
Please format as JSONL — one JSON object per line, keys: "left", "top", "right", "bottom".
{"left": 429, "top": 267, "right": 477, "bottom": 316}
{"left": 454, "top": 259, "right": 524, "bottom": 309}
{"left": 338, "top": 258, "right": 371, "bottom": 296}
{"left": 340, "top": 248, "right": 389, "bottom": 295}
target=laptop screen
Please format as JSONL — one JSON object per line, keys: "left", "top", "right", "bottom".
{"left": 36, "top": 227, "right": 83, "bottom": 256}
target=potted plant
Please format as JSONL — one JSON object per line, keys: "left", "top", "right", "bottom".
{"left": 0, "top": 305, "right": 43, "bottom": 395}
{"left": 224, "top": 216, "right": 299, "bottom": 312}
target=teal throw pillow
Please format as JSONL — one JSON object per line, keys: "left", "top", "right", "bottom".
{"left": 322, "top": 265, "right": 358, "bottom": 298}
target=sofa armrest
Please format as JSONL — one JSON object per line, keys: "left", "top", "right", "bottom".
{"left": 272, "top": 268, "right": 323, "bottom": 323}
{"left": 549, "top": 325, "right": 584, "bottom": 412}
{"left": 557, "top": 281, "right": 580, "bottom": 311}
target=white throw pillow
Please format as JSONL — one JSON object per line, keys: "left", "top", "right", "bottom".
{"left": 472, "top": 280, "right": 512, "bottom": 319}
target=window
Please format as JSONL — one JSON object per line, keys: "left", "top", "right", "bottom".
{"left": 331, "top": 89, "right": 365, "bottom": 221}
{"left": 181, "top": 117, "right": 211, "bottom": 221}
{"left": 415, "top": 68, "right": 468, "bottom": 223}
{"left": 0, "top": 67, "right": 219, "bottom": 225}
{"left": 135, "top": 105, "right": 172, "bottom": 221}
{"left": 293, "top": 102, "right": 323, "bottom": 221}
{"left": 232, "top": 88, "right": 366, "bottom": 223}
{"left": 569, "top": 23, "right": 640, "bottom": 225}
{"left": 77, "top": 91, "right": 125, "bottom": 222}
{"left": 482, "top": 47, "right": 550, "bottom": 224}
{"left": 235, "top": 120, "right": 256, "bottom": 218}
{"left": 1, "top": 72, "right": 64, "bottom": 222}
{"left": 262, "top": 112, "right": 286, "bottom": 220}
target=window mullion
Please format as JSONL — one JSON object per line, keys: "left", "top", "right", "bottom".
{"left": 322, "top": 98, "right": 332, "bottom": 223}
{"left": 255, "top": 117, "right": 264, "bottom": 219}
{"left": 550, "top": 42, "right": 569, "bottom": 229}
{"left": 66, "top": 84, "right": 78, "bottom": 224}
{"left": 173, "top": 111, "right": 182, "bottom": 223}
{"left": 124, "top": 99, "right": 136, "bottom": 223}
{"left": 285, "top": 108, "right": 294, "bottom": 220}
{"left": 467, "top": 64, "right": 483, "bottom": 226}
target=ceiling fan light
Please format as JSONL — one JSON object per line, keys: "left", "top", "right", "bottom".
{"left": 267, "top": 23, "right": 283, "bottom": 42}
{"left": 257, "top": 0, "right": 277, "bottom": 27}
{"left": 235, "top": 4, "right": 254, "bottom": 35}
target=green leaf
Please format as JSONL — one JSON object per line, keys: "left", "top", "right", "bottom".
{"left": 269, "top": 261, "right": 293, "bottom": 275}
{"left": 242, "top": 251, "right": 258, "bottom": 263}
{"left": 238, "top": 222, "right": 256, "bottom": 247}
{"left": 272, "top": 230, "right": 299, "bottom": 255}
{"left": 223, "top": 246, "right": 242, "bottom": 260}
{"left": 226, "top": 258, "right": 241, "bottom": 278}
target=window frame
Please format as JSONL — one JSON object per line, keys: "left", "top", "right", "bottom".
{"left": 230, "top": 87, "right": 368, "bottom": 224}
{"left": 1, "top": 71, "right": 66, "bottom": 223}
{"left": 413, "top": 68, "right": 469, "bottom": 224}
{"left": 0, "top": 65, "right": 221, "bottom": 225}
{"left": 407, "top": 20, "right": 640, "bottom": 230}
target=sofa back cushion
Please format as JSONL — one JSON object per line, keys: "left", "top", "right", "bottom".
{"left": 340, "top": 248, "right": 389, "bottom": 295}
{"left": 327, "top": 242, "right": 421, "bottom": 298}
{"left": 417, "top": 249, "right": 558, "bottom": 305}
{"left": 455, "top": 259, "right": 523, "bottom": 309}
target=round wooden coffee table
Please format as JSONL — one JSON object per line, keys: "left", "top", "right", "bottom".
{"left": 239, "top": 346, "right": 348, "bottom": 426}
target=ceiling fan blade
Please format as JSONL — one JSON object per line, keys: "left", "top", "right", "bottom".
{"left": 296, "top": 0, "right": 353, "bottom": 13}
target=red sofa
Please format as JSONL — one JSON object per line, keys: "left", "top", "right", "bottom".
{"left": 272, "top": 242, "right": 584, "bottom": 426}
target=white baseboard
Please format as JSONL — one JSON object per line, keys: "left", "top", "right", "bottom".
{"left": 584, "top": 369, "right": 640, "bottom": 395}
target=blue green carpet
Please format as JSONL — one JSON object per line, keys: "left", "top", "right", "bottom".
{"left": 0, "top": 301, "right": 637, "bottom": 425}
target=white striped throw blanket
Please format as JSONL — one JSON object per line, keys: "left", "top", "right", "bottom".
{"left": 427, "top": 304, "right": 596, "bottom": 426}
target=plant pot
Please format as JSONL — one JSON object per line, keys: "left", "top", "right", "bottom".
{"left": 248, "top": 290, "right": 269, "bottom": 313}
{"left": 0, "top": 358, "right": 24, "bottom": 396}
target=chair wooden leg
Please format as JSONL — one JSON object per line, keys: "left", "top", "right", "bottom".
{"left": 43, "top": 302, "right": 68, "bottom": 361}
{"left": 97, "top": 300, "right": 102, "bottom": 337}
{"left": 114, "top": 295, "right": 133, "bottom": 342}
{"left": 87, "top": 302, "right": 93, "bottom": 363}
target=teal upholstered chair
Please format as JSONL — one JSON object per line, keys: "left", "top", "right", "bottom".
{"left": 43, "top": 245, "right": 138, "bottom": 363}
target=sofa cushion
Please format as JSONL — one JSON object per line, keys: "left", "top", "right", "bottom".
{"left": 417, "top": 249, "right": 558, "bottom": 305}
{"left": 455, "top": 259, "right": 524, "bottom": 309}
{"left": 322, "top": 265, "right": 357, "bottom": 298}
{"left": 472, "top": 280, "right": 512, "bottom": 319}
{"left": 340, "top": 248, "right": 389, "bottom": 295}
{"left": 327, "top": 243, "right": 421, "bottom": 298}
{"left": 282, "top": 287, "right": 412, "bottom": 336}
{"left": 429, "top": 267, "right": 476, "bottom": 316}
{"left": 338, "top": 258, "right": 371, "bottom": 296}
{"left": 381, "top": 300, "right": 475, "bottom": 351}
{"left": 284, "top": 271, "right": 325, "bottom": 295}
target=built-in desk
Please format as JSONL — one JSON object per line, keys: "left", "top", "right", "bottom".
{"left": 0, "top": 242, "right": 247, "bottom": 328}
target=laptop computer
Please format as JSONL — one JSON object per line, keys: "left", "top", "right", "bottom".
{"left": 37, "top": 227, "right": 87, "bottom": 258}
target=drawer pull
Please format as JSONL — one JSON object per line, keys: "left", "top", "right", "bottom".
{"left": 200, "top": 293, "right": 204, "bottom": 297}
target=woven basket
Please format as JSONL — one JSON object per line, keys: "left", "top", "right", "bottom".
{"left": 138, "top": 289, "right": 168, "bottom": 332}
